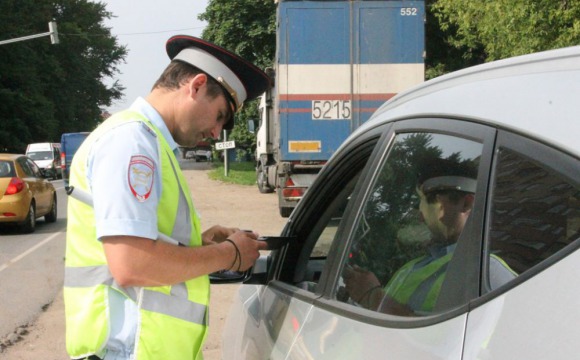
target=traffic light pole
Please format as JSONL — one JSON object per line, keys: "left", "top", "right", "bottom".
{"left": 0, "top": 21, "right": 59, "bottom": 46}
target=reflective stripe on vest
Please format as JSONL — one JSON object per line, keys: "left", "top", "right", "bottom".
{"left": 166, "top": 148, "right": 192, "bottom": 245}
{"left": 64, "top": 110, "right": 208, "bottom": 360}
{"left": 64, "top": 266, "right": 208, "bottom": 325}
{"left": 384, "top": 252, "right": 452, "bottom": 312}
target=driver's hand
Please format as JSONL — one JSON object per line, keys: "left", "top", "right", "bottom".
{"left": 342, "top": 265, "right": 381, "bottom": 304}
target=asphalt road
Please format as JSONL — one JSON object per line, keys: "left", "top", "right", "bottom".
{"left": 0, "top": 180, "right": 67, "bottom": 341}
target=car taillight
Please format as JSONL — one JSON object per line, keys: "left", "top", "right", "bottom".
{"left": 5, "top": 177, "right": 25, "bottom": 195}
{"left": 61, "top": 152, "right": 66, "bottom": 169}
{"left": 282, "top": 177, "right": 305, "bottom": 198}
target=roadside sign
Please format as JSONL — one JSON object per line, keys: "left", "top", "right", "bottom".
{"left": 215, "top": 141, "right": 236, "bottom": 150}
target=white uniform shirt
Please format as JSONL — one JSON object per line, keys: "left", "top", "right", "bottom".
{"left": 87, "top": 97, "right": 179, "bottom": 241}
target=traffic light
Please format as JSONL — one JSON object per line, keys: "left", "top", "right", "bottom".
{"left": 49, "top": 21, "right": 59, "bottom": 45}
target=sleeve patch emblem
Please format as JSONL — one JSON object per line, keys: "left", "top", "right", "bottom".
{"left": 128, "top": 155, "right": 155, "bottom": 202}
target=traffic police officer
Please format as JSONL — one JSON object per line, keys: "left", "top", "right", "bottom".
{"left": 64, "top": 35, "right": 270, "bottom": 360}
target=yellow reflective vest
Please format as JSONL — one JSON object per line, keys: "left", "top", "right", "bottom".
{"left": 64, "top": 111, "right": 208, "bottom": 359}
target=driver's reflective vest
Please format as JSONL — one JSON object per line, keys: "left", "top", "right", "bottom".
{"left": 384, "top": 253, "right": 452, "bottom": 312}
{"left": 384, "top": 252, "right": 515, "bottom": 312}
{"left": 63, "top": 111, "right": 208, "bottom": 359}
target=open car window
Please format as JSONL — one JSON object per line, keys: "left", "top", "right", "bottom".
{"left": 276, "top": 125, "right": 387, "bottom": 292}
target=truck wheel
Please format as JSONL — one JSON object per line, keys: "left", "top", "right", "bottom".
{"left": 257, "top": 164, "right": 273, "bottom": 194}
{"left": 279, "top": 206, "right": 293, "bottom": 218}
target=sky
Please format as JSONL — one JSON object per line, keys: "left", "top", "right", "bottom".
{"left": 101, "top": 0, "right": 209, "bottom": 114}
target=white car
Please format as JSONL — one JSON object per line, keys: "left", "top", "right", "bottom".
{"left": 218, "top": 46, "right": 580, "bottom": 359}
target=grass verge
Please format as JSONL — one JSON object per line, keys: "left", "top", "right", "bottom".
{"left": 208, "top": 161, "right": 256, "bottom": 186}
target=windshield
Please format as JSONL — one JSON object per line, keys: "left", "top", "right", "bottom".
{"left": 27, "top": 151, "right": 53, "bottom": 161}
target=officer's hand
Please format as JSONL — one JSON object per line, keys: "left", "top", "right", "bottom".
{"left": 202, "top": 225, "right": 240, "bottom": 245}
{"left": 225, "top": 230, "right": 268, "bottom": 271}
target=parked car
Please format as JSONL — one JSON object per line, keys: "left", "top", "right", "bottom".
{"left": 193, "top": 145, "right": 212, "bottom": 162}
{"left": 0, "top": 154, "right": 57, "bottom": 233}
{"left": 219, "top": 46, "right": 580, "bottom": 359}
{"left": 182, "top": 141, "right": 213, "bottom": 162}
{"left": 25, "top": 142, "right": 62, "bottom": 179}
{"left": 61, "top": 132, "right": 90, "bottom": 187}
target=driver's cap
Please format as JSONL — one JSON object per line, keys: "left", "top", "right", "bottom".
{"left": 421, "top": 176, "right": 477, "bottom": 194}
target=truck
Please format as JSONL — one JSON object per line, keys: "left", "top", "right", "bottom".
{"left": 60, "top": 132, "right": 90, "bottom": 187}
{"left": 255, "top": 0, "right": 426, "bottom": 217}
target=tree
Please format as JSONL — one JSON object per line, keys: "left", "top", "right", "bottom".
{"left": 199, "top": 0, "right": 276, "bottom": 70}
{"left": 198, "top": 0, "right": 276, "bottom": 159}
{"left": 433, "top": 0, "right": 580, "bottom": 61}
{"left": 424, "top": 0, "right": 486, "bottom": 79}
{"left": 0, "top": 0, "right": 126, "bottom": 152}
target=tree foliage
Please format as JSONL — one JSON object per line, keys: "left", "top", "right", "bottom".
{"left": 199, "top": 0, "right": 276, "bottom": 70}
{"left": 424, "top": 0, "right": 486, "bottom": 79}
{"left": 433, "top": 0, "right": 580, "bottom": 61}
{"left": 0, "top": 0, "right": 126, "bottom": 152}
{"left": 198, "top": 0, "right": 276, "bottom": 156}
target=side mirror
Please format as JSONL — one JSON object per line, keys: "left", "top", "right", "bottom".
{"left": 210, "top": 254, "right": 269, "bottom": 284}
{"left": 209, "top": 269, "right": 252, "bottom": 284}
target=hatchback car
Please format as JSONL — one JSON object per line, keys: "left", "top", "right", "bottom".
{"left": 0, "top": 154, "right": 57, "bottom": 233}
{"left": 219, "top": 46, "right": 580, "bottom": 359}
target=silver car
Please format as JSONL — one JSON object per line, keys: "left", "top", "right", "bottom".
{"left": 218, "top": 46, "right": 580, "bottom": 359}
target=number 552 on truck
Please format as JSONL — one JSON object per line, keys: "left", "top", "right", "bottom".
{"left": 255, "top": 0, "right": 426, "bottom": 217}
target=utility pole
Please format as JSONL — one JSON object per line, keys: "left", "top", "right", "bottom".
{"left": 0, "top": 21, "right": 59, "bottom": 46}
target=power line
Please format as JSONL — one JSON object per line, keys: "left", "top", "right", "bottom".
{"left": 114, "top": 26, "right": 205, "bottom": 36}
{"left": 62, "top": 26, "right": 206, "bottom": 37}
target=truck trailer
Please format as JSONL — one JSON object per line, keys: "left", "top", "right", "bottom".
{"left": 256, "top": 0, "right": 426, "bottom": 217}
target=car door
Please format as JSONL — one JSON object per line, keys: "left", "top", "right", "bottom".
{"left": 20, "top": 157, "right": 51, "bottom": 214}
{"left": 283, "top": 118, "right": 497, "bottom": 359}
{"left": 462, "top": 131, "right": 580, "bottom": 359}
{"left": 222, "top": 122, "right": 389, "bottom": 360}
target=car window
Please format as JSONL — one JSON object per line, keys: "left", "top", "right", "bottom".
{"left": 27, "top": 151, "right": 52, "bottom": 161}
{"left": 17, "top": 158, "right": 34, "bottom": 177}
{"left": 294, "top": 174, "right": 362, "bottom": 292}
{"left": 22, "top": 158, "right": 42, "bottom": 178}
{"left": 0, "top": 160, "right": 15, "bottom": 177}
{"left": 486, "top": 140, "right": 580, "bottom": 290}
{"left": 279, "top": 128, "right": 385, "bottom": 292}
{"left": 336, "top": 132, "right": 486, "bottom": 317}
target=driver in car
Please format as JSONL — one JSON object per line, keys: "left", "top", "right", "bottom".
{"left": 343, "top": 157, "right": 516, "bottom": 316}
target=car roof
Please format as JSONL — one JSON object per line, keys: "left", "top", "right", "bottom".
{"left": 0, "top": 153, "right": 23, "bottom": 161}
{"left": 357, "top": 46, "right": 580, "bottom": 157}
